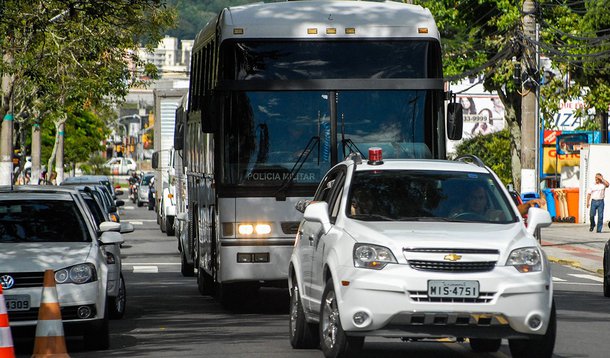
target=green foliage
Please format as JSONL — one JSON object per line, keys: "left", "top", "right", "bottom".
{"left": 80, "top": 154, "right": 111, "bottom": 175}
{"left": 39, "top": 110, "right": 109, "bottom": 169}
{"left": 455, "top": 130, "right": 513, "bottom": 186}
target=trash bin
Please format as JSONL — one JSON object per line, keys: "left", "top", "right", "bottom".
{"left": 564, "top": 187, "right": 580, "bottom": 223}
{"left": 542, "top": 189, "right": 556, "bottom": 219}
{"left": 521, "top": 192, "right": 539, "bottom": 203}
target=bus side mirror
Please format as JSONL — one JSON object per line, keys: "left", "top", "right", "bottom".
{"left": 446, "top": 102, "right": 464, "bottom": 140}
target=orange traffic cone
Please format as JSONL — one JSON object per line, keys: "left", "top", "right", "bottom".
{"left": 31, "top": 270, "right": 70, "bottom": 358}
{"left": 0, "top": 285, "right": 15, "bottom": 358}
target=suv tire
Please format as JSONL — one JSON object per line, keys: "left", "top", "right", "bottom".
{"left": 319, "top": 279, "right": 363, "bottom": 358}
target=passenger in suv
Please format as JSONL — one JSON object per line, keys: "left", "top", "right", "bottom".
{"left": 288, "top": 150, "right": 554, "bottom": 358}
{"left": 0, "top": 186, "right": 123, "bottom": 350}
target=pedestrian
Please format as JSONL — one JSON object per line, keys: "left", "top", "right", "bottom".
{"left": 587, "top": 173, "right": 609, "bottom": 233}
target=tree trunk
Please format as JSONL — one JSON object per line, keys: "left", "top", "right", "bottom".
{"left": 56, "top": 121, "right": 65, "bottom": 184}
{"left": 31, "top": 120, "right": 42, "bottom": 185}
{"left": 1, "top": 53, "right": 15, "bottom": 185}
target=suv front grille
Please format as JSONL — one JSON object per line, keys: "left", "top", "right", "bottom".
{"left": 407, "top": 260, "right": 496, "bottom": 272}
{"left": 408, "top": 291, "right": 496, "bottom": 303}
{"left": 0, "top": 272, "right": 45, "bottom": 289}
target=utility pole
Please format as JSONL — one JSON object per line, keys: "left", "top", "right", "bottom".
{"left": 521, "top": 0, "right": 538, "bottom": 194}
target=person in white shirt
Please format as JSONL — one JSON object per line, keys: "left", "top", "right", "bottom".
{"left": 587, "top": 173, "right": 609, "bottom": 233}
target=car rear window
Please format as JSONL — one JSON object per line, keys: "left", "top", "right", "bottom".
{"left": 0, "top": 200, "right": 90, "bottom": 242}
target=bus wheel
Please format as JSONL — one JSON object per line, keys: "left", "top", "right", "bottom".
{"left": 166, "top": 216, "right": 175, "bottom": 236}
{"left": 197, "top": 267, "right": 214, "bottom": 296}
{"left": 181, "top": 250, "right": 194, "bottom": 277}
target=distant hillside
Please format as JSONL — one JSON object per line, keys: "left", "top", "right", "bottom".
{"left": 165, "top": 0, "right": 282, "bottom": 40}
{"left": 165, "top": 0, "right": 392, "bottom": 40}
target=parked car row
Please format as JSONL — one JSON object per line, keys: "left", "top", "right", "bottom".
{"left": 0, "top": 175, "right": 133, "bottom": 351}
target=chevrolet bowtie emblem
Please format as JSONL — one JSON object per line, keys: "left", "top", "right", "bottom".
{"left": 444, "top": 253, "right": 462, "bottom": 261}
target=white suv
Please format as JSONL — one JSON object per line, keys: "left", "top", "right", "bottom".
{"left": 288, "top": 151, "right": 554, "bottom": 358}
{"left": 0, "top": 186, "right": 123, "bottom": 350}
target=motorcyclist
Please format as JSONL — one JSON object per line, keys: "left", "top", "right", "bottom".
{"left": 148, "top": 177, "right": 155, "bottom": 211}
{"left": 128, "top": 172, "right": 140, "bottom": 202}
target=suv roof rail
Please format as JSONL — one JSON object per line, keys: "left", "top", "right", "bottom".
{"left": 455, "top": 154, "right": 487, "bottom": 169}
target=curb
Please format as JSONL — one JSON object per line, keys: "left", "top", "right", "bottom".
{"left": 547, "top": 256, "right": 604, "bottom": 276}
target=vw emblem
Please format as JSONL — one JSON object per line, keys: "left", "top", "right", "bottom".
{"left": 1, "top": 275, "right": 15, "bottom": 290}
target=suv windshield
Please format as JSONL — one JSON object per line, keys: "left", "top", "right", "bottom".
{"left": 347, "top": 170, "right": 518, "bottom": 223}
{"left": 0, "top": 200, "right": 89, "bottom": 242}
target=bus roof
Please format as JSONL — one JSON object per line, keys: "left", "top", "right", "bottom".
{"left": 195, "top": 0, "right": 439, "bottom": 46}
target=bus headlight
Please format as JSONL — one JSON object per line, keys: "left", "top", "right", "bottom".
{"left": 237, "top": 223, "right": 272, "bottom": 237}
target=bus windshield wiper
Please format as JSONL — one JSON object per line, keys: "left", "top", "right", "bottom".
{"left": 339, "top": 113, "right": 366, "bottom": 159}
{"left": 342, "top": 138, "right": 366, "bottom": 159}
{"left": 274, "top": 135, "right": 319, "bottom": 200}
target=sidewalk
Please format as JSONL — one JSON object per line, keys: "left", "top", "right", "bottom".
{"left": 540, "top": 222, "right": 608, "bottom": 275}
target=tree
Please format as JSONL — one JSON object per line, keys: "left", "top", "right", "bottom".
{"left": 1, "top": 0, "right": 176, "bottom": 184}
{"left": 455, "top": 130, "right": 512, "bottom": 186}
{"left": 419, "top": 0, "right": 610, "bottom": 192}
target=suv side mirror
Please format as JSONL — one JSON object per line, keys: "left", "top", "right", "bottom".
{"left": 526, "top": 207, "right": 552, "bottom": 236}
{"left": 303, "top": 202, "right": 331, "bottom": 234}
{"left": 295, "top": 199, "right": 312, "bottom": 213}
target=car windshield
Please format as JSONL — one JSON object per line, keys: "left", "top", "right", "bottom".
{"left": 0, "top": 200, "right": 89, "bottom": 242}
{"left": 141, "top": 175, "right": 153, "bottom": 185}
{"left": 347, "top": 170, "right": 518, "bottom": 223}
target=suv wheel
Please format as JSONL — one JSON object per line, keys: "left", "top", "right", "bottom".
{"left": 319, "top": 279, "right": 363, "bottom": 358}
{"left": 508, "top": 301, "right": 556, "bottom": 358}
{"left": 289, "top": 276, "right": 319, "bottom": 349}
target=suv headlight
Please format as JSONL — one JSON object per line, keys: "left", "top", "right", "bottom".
{"left": 506, "top": 247, "right": 542, "bottom": 273}
{"left": 353, "top": 243, "right": 397, "bottom": 270}
{"left": 55, "top": 263, "right": 98, "bottom": 284}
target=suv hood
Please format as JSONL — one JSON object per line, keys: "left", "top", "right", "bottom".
{"left": 0, "top": 243, "right": 94, "bottom": 272}
{"left": 344, "top": 220, "right": 532, "bottom": 254}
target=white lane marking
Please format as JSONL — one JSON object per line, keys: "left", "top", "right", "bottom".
{"left": 552, "top": 277, "right": 566, "bottom": 282}
{"left": 123, "top": 262, "right": 180, "bottom": 266}
{"left": 553, "top": 282, "right": 601, "bottom": 286}
{"left": 126, "top": 219, "right": 157, "bottom": 222}
{"left": 123, "top": 206, "right": 135, "bottom": 210}
{"left": 568, "top": 274, "right": 604, "bottom": 283}
{"left": 130, "top": 221, "right": 144, "bottom": 225}
{"left": 133, "top": 266, "right": 159, "bottom": 273}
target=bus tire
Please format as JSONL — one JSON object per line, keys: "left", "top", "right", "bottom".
{"left": 166, "top": 216, "right": 175, "bottom": 236}
{"left": 197, "top": 267, "right": 214, "bottom": 296}
{"left": 181, "top": 250, "right": 194, "bottom": 277}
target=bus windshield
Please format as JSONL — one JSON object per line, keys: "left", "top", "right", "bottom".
{"left": 227, "top": 40, "right": 434, "bottom": 80}
{"left": 223, "top": 90, "right": 433, "bottom": 186}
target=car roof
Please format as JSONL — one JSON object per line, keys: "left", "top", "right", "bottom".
{"left": 0, "top": 185, "right": 81, "bottom": 198}
{"left": 348, "top": 157, "right": 490, "bottom": 174}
